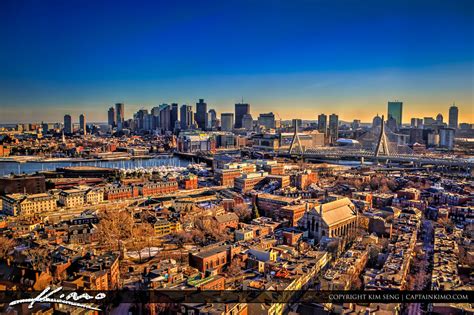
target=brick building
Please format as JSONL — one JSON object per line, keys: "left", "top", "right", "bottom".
{"left": 0, "top": 174, "right": 46, "bottom": 195}
{"left": 279, "top": 204, "right": 307, "bottom": 227}
{"left": 256, "top": 193, "right": 297, "bottom": 217}
{"left": 214, "top": 213, "right": 239, "bottom": 231}
{"left": 234, "top": 172, "right": 268, "bottom": 193}
{"left": 104, "top": 185, "right": 139, "bottom": 200}
{"left": 183, "top": 174, "right": 198, "bottom": 190}
{"left": 189, "top": 245, "right": 240, "bottom": 273}
{"left": 138, "top": 180, "right": 178, "bottom": 197}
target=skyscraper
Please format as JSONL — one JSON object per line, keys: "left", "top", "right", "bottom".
{"left": 143, "top": 113, "right": 154, "bottom": 131}
{"left": 436, "top": 113, "right": 444, "bottom": 124}
{"left": 208, "top": 109, "right": 217, "bottom": 130}
{"left": 160, "top": 105, "right": 171, "bottom": 131}
{"left": 439, "top": 127, "right": 455, "bottom": 150}
{"left": 170, "top": 103, "right": 178, "bottom": 131}
{"left": 64, "top": 114, "right": 72, "bottom": 134}
{"left": 108, "top": 107, "right": 116, "bottom": 127}
{"left": 180, "top": 105, "right": 193, "bottom": 130}
{"left": 410, "top": 118, "right": 423, "bottom": 128}
{"left": 115, "top": 103, "right": 125, "bottom": 130}
{"left": 328, "top": 114, "right": 339, "bottom": 144}
{"left": 221, "top": 113, "right": 234, "bottom": 131}
{"left": 242, "top": 114, "right": 253, "bottom": 131}
{"left": 195, "top": 99, "right": 207, "bottom": 130}
{"left": 292, "top": 119, "right": 303, "bottom": 132}
{"left": 235, "top": 103, "right": 250, "bottom": 129}
{"left": 373, "top": 115, "right": 382, "bottom": 129}
{"left": 258, "top": 112, "right": 276, "bottom": 129}
{"left": 351, "top": 119, "right": 360, "bottom": 130}
{"left": 318, "top": 114, "right": 328, "bottom": 135}
{"left": 449, "top": 104, "right": 458, "bottom": 129}
{"left": 386, "top": 116, "right": 398, "bottom": 132}
{"left": 151, "top": 106, "right": 161, "bottom": 130}
{"left": 79, "top": 114, "right": 86, "bottom": 135}
{"left": 387, "top": 101, "right": 403, "bottom": 129}
{"left": 134, "top": 109, "right": 148, "bottom": 131}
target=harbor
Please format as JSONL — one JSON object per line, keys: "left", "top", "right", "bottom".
{"left": 0, "top": 155, "right": 191, "bottom": 176}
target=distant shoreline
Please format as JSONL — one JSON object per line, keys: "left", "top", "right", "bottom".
{"left": 0, "top": 154, "right": 173, "bottom": 164}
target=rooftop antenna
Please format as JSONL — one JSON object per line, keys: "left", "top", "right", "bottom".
{"left": 241, "top": 96, "right": 244, "bottom": 104}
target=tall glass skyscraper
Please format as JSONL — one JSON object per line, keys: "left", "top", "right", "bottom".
{"left": 195, "top": 99, "right": 207, "bottom": 130}
{"left": 387, "top": 101, "right": 403, "bottom": 128}
{"left": 115, "top": 103, "right": 125, "bottom": 130}
{"left": 170, "top": 103, "right": 178, "bottom": 131}
{"left": 180, "top": 104, "right": 193, "bottom": 130}
{"left": 221, "top": 113, "right": 234, "bottom": 131}
{"left": 328, "top": 113, "right": 339, "bottom": 144}
{"left": 79, "top": 114, "right": 86, "bottom": 135}
{"left": 63, "top": 114, "right": 72, "bottom": 134}
{"left": 318, "top": 114, "right": 328, "bottom": 134}
{"left": 235, "top": 103, "right": 250, "bottom": 129}
{"left": 107, "top": 107, "right": 116, "bottom": 127}
{"left": 449, "top": 104, "right": 458, "bottom": 129}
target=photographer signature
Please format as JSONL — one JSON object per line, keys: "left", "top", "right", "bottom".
{"left": 9, "top": 286, "right": 106, "bottom": 311}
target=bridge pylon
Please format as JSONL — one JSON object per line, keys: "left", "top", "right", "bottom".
{"left": 374, "top": 115, "right": 390, "bottom": 158}
{"left": 288, "top": 119, "right": 304, "bottom": 157}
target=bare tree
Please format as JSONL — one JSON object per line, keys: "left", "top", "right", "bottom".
{"left": 0, "top": 236, "right": 16, "bottom": 261}
{"left": 379, "top": 183, "right": 391, "bottom": 194}
{"left": 23, "top": 247, "right": 50, "bottom": 272}
{"left": 353, "top": 179, "right": 364, "bottom": 190}
{"left": 190, "top": 229, "right": 205, "bottom": 245}
{"left": 96, "top": 209, "right": 134, "bottom": 250}
{"left": 226, "top": 257, "right": 244, "bottom": 287}
{"left": 233, "top": 203, "right": 252, "bottom": 222}
{"left": 226, "top": 257, "right": 243, "bottom": 278}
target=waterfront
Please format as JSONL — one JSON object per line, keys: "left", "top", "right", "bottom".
{"left": 0, "top": 156, "right": 191, "bottom": 176}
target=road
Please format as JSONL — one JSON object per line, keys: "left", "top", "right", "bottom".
{"left": 407, "top": 219, "right": 433, "bottom": 315}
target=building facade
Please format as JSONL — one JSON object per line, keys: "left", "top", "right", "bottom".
{"left": 235, "top": 103, "right": 250, "bottom": 129}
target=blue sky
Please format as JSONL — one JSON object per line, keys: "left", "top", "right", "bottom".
{"left": 0, "top": 0, "right": 473, "bottom": 123}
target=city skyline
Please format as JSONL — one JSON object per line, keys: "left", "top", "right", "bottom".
{"left": 1, "top": 0, "right": 473, "bottom": 123}
{"left": 1, "top": 97, "right": 472, "bottom": 125}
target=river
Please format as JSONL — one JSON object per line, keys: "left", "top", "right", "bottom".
{"left": 0, "top": 156, "right": 192, "bottom": 176}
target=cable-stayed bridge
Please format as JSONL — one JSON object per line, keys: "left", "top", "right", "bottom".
{"left": 279, "top": 118, "right": 473, "bottom": 169}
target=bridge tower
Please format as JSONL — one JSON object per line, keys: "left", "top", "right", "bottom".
{"left": 288, "top": 119, "right": 304, "bottom": 156}
{"left": 374, "top": 115, "right": 390, "bottom": 157}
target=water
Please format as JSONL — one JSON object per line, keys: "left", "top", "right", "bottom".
{"left": 0, "top": 156, "right": 191, "bottom": 176}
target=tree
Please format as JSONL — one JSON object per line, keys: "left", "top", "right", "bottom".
{"left": 353, "top": 179, "right": 364, "bottom": 190}
{"left": 369, "top": 177, "right": 381, "bottom": 190}
{"left": 379, "top": 183, "right": 391, "bottom": 193}
{"left": 233, "top": 203, "right": 252, "bottom": 222}
{"left": 0, "top": 236, "right": 16, "bottom": 261}
{"left": 367, "top": 245, "right": 381, "bottom": 267}
{"left": 226, "top": 257, "right": 244, "bottom": 282}
{"left": 387, "top": 179, "right": 398, "bottom": 191}
{"left": 351, "top": 276, "right": 363, "bottom": 289}
{"left": 190, "top": 229, "right": 205, "bottom": 245}
{"left": 252, "top": 203, "right": 260, "bottom": 219}
{"left": 326, "top": 240, "right": 340, "bottom": 255}
{"left": 131, "top": 222, "right": 154, "bottom": 262}
{"left": 96, "top": 209, "right": 134, "bottom": 251}
{"left": 171, "top": 231, "right": 193, "bottom": 248}
{"left": 23, "top": 247, "right": 50, "bottom": 272}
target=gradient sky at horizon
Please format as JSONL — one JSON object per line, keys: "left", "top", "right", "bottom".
{"left": 1, "top": 0, "right": 473, "bottom": 123}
